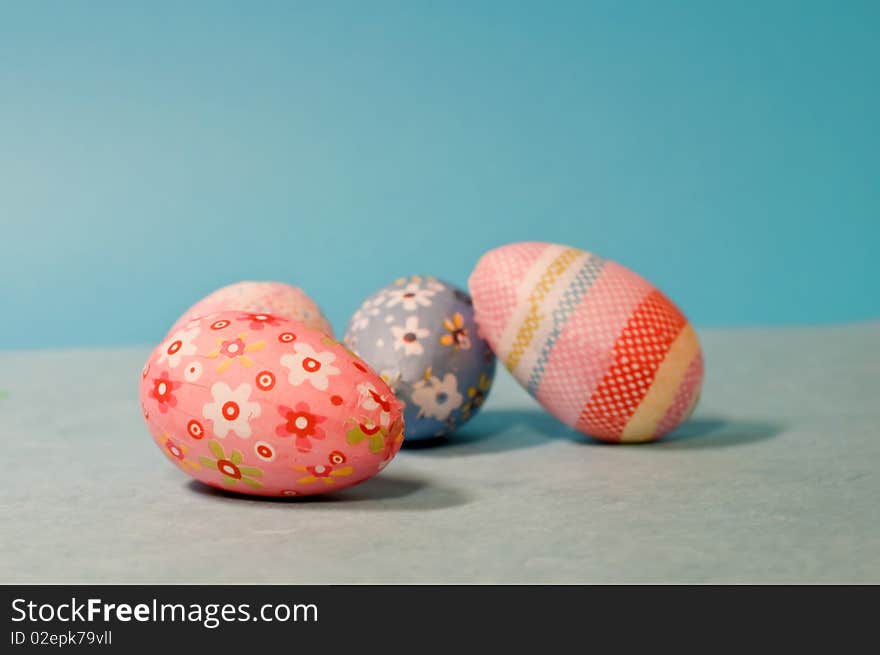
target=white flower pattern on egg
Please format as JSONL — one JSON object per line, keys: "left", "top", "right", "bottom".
{"left": 390, "top": 316, "right": 430, "bottom": 356}
{"left": 183, "top": 360, "right": 203, "bottom": 382}
{"left": 280, "top": 342, "right": 340, "bottom": 391}
{"left": 202, "top": 382, "right": 261, "bottom": 438}
{"left": 158, "top": 326, "right": 200, "bottom": 369}
{"left": 385, "top": 283, "right": 435, "bottom": 311}
{"left": 411, "top": 373, "right": 463, "bottom": 422}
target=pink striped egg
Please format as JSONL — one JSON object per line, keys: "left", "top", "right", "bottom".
{"left": 468, "top": 242, "right": 703, "bottom": 443}
{"left": 140, "top": 311, "right": 404, "bottom": 496}
{"left": 168, "top": 281, "right": 333, "bottom": 337}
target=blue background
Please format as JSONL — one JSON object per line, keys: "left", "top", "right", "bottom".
{"left": 1, "top": 1, "right": 877, "bottom": 350}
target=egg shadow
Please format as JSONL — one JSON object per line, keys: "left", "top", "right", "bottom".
{"left": 651, "top": 417, "right": 785, "bottom": 450}
{"left": 401, "top": 408, "right": 578, "bottom": 457}
{"left": 185, "top": 473, "right": 470, "bottom": 511}
{"left": 401, "top": 409, "right": 783, "bottom": 454}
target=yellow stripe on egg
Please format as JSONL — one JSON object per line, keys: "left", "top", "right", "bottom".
{"left": 504, "top": 247, "right": 582, "bottom": 372}
{"left": 619, "top": 323, "right": 701, "bottom": 443}
{"left": 495, "top": 244, "right": 568, "bottom": 362}
{"left": 510, "top": 250, "right": 592, "bottom": 383}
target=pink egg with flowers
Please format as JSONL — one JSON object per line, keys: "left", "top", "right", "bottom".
{"left": 167, "top": 281, "right": 334, "bottom": 337}
{"left": 140, "top": 311, "right": 404, "bottom": 497}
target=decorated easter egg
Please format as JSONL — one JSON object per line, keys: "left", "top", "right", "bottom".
{"left": 168, "top": 281, "right": 333, "bottom": 336}
{"left": 343, "top": 276, "right": 496, "bottom": 441}
{"left": 469, "top": 242, "right": 703, "bottom": 443}
{"left": 140, "top": 311, "right": 404, "bottom": 497}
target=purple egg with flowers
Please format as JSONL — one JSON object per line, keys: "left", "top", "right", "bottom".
{"left": 343, "top": 276, "right": 496, "bottom": 441}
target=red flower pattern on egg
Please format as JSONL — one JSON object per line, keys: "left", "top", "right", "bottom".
{"left": 238, "top": 312, "right": 282, "bottom": 330}
{"left": 149, "top": 372, "right": 180, "bottom": 413}
{"left": 275, "top": 402, "right": 327, "bottom": 453}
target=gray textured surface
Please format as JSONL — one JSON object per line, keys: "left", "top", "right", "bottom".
{"left": 1, "top": 322, "right": 878, "bottom": 583}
